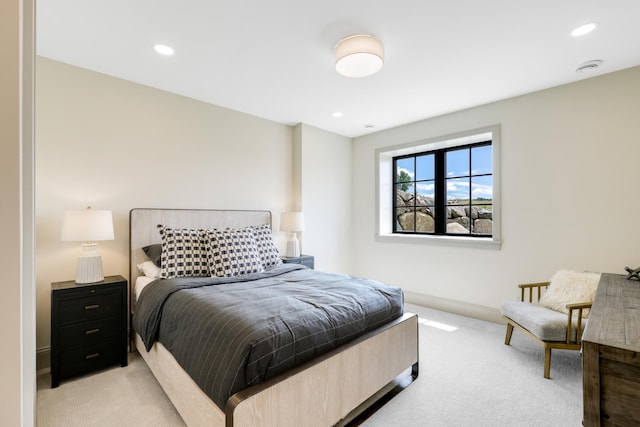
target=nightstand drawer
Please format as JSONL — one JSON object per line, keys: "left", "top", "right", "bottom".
{"left": 59, "top": 339, "right": 122, "bottom": 379}
{"left": 59, "top": 316, "right": 122, "bottom": 349}
{"left": 58, "top": 290, "right": 122, "bottom": 324}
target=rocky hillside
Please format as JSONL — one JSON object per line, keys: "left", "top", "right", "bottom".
{"left": 396, "top": 190, "right": 492, "bottom": 234}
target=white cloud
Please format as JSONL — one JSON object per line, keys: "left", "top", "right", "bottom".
{"left": 471, "top": 182, "right": 493, "bottom": 198}
{"left": 447, "top": 170, "right": 470, "bottom": 177}
{"left": 447, "top": 181, "right": 470, "bottom": 191}
{"left": 397, "top": 167, "right": 414, "bottom": 178}
{"left": 470, "top": 168, "right": 492, "bottom": 175}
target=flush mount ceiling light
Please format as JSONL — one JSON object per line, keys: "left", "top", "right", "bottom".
{"left": 154, "top": 44, "right": 174, "bottom": 55}
{"left": 576, "top": 59, "right": 603, "bottom": 73}
{"left": 335, "top": 34, "right": 384, "bottom": 78}
{"left": 571, "top": 23, "right": 598, "bottom": 37}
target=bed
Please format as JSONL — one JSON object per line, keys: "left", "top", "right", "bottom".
{"left": 129, "top": 208, "right": 419, "bottom": 427}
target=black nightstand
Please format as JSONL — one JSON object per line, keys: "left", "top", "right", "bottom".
{"left": 50, "top": 275, "right": 128, "bottom": 387}
{"left": 281, "top": 254, "right": 314, "bottom": 269}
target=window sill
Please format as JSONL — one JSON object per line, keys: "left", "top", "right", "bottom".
{"left": 375, "top": 233, "right": 502, "bottom": 249}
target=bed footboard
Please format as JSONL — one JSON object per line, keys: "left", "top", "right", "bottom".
{"left": 227, "top": 313, "right": 419, "bottom": 427}
{"left": 136, "top": 313, "right": 418, "bottom": 427}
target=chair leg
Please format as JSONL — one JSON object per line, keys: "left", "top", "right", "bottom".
{"left": 544, "top": 347, "right": 551, "bottom": 379}
{"left": 504, "top": 323, "right": 514, "bottom": 345}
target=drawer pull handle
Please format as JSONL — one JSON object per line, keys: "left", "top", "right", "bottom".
{"left": 84, "top": 304, "right": 100, "bottom": 310}
{"left": 85, "top": 353, "right": 100, "bottom": 360}
{"left": 85, "top": 328, "right": 100, "bottom": 335}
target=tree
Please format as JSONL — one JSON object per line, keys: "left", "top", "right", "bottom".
{"left": 396, "top": 170, "right": 411, "bottom": 192}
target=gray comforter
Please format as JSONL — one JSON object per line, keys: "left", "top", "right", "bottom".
{"left": 133, "top": 264, "right": 403, "bottom": 409}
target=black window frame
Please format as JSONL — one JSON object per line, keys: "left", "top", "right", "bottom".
{"left": 393, "top": 140, "right": 493, "bottom": 237}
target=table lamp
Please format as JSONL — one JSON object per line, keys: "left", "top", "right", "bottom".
{"left": 280, "top": 212, "right": 305, "bottom": 257}
{"left": 61, "top": 207, "right": 114, "bottom": 283}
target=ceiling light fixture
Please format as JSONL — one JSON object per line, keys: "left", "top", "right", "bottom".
{"left": 575, "top": 60, "right": 603, "bottom": 73}
{"left": 571, "top": 23, "right": 597, "bottom": 37}
{"left": 335, "top": 34, "right": 384, "bottom": 78}
{"left": 332, "top": 112, "right": 344, "bottom": 117}
{"left": 154, "top": 44, "right": 174, "bottom": 56}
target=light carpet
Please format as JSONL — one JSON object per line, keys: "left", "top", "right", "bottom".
{"left": 37, "top": 303, "right": 583, "bottom": 426}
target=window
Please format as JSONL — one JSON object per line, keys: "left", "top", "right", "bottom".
{"left": 394, "top": 141, "right": 492, "bottom": 236}
{"left": 376, "top": 125, "right": 501, "bottom": 248}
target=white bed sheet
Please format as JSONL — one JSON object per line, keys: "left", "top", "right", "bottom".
{"left": 135, "top": 275, "right": 155, "bottom": 300}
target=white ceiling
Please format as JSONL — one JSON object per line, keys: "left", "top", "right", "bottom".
{"left": 36, "top": 0, "right": 640, "bottom": 138}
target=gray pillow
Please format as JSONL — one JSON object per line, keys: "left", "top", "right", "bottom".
{"left": 142, "top": 244, "right": 162, "bottom": 267}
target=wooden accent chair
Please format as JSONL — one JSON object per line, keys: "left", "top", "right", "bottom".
{"left": 501, "top": 281, "right": 592, "bottom": 379}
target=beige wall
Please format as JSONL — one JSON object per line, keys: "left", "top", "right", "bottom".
{"left": 1, "top": 0, "right": 36, "bottom": 425}
{"left": 0, "top": 2, "right": 24, "bottom": 421}
{"left": 293, "top": 124, "right": 353, "bottom": 273}
{"left": 35, "top": 57, "right": 296, "bottom": 355}
{"left": 352, "top": 66, "right": 640, "bottom": 318}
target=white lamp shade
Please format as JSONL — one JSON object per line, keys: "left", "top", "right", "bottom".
{"left": 280, "top": 212, "right": 305, "bottom": 232}
{"left": 335, "top": 34, "right": 384, "bottom": 78}
{"left": 61, "top": 209, "right": 114, "bottom": 242}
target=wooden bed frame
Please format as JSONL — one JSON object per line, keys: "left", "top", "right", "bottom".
{"left": 129, "top": 208, "right": 419, "bottom": 427}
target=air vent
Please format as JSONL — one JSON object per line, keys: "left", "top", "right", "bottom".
{"left": 576, "top": 60, "right": 603, "bottom": 73}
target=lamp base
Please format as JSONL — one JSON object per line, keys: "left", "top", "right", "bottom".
{"left": 285, "top": 232, "right": 300, "bottom": 258}
{"left": 75, "top": 243, "right": 105, "bottom": 284}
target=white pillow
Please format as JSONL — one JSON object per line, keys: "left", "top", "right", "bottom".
{"left": 539, "top": 270, "right": 600, "bottom": 317}
{"left": 137, "top": 261, "right": 161, "bottom": 279}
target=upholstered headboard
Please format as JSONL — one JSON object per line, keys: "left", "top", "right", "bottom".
{"left": 129, "top": 208, "right": 272, "bottom": 310}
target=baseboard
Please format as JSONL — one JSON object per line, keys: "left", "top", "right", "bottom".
{"left": 404, "top": 291, "right": 504, "bottom": 324}
{"left": 37, "top": 346, "right": 51, "bottom": 375}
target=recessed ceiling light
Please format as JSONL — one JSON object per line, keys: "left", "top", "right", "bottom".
{"left": 154, "top": 44, "right": 174, "bottom": 56}
{"left": 575, "top": 60, "right": 603, "bottom": 73}
{"left": 571, "top": 23, "right": 597, "bottom": 37}
{"left": 332, "top": 112, "right": 344, "bottom": 117}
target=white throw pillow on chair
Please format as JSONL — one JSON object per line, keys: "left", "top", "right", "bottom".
{"left": 538, "top": 270, "right": 600, "bottom": 317}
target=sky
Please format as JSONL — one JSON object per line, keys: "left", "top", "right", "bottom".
{"left": 396, "top": 145, "right": 492, "bottom": 203}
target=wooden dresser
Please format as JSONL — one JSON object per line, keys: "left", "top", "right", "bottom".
{"left": 582, "top": 273, "right": 640, "bottom": 426}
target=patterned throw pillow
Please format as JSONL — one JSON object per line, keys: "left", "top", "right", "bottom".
{"left": 247, "top": 223, "right": 282, "bottom": 269}
{"left": 158, "top": 225, "right": 210, "bottom": 279}
{"left": 206, "top": 228, "right": 264, "bottom": 277}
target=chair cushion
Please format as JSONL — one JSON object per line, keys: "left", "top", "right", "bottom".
{"left": 501, "top": 301, "right": 586, "bottom": 342}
